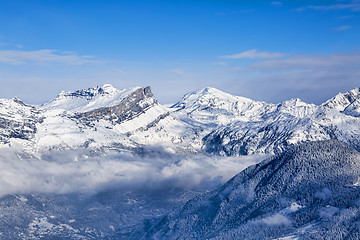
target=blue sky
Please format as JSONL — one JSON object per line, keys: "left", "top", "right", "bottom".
{"left": 0, "top": 0, "right": 359, "bottom": 104}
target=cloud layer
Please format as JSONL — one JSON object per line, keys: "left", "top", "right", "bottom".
{"left": 0, "top": 149, "right": 265, "bottom": 196}
{"left": 220, "top": 49, "right": 285, "bottom": 59}
{"left": 243, "top": 52, "right": 360, "bottom": 71}
{"left": 297, "top": 1, "right": 360, "bottom": 11}
{"left": 333, "top": 25, "right": 352, "bottom": 31}
{"left": 0, "top": 50, "right": 97, "bottom": 65}
{"left": 220, "top": 50, "right": 360, "bottom": 104}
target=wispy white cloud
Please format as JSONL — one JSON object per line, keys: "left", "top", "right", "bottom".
{"left": 0, "top": 49, "right": 99, "bottom": 65}
{"left": 337, "top": 15, "right": 356, "bottom": 19}
{"left": 215, "top": 10, "right": 255, "bottom": 16}
{"left": 271, "top": 1, "right": 282, "bottom": 6}
{"left": 333, "top": 25, "right": 352, "bottom": 31}
{"left": 243, "top": 52, "right": 360, "bottom": 71}
{"left": 220, "top": 49, "right": 285, "bottom": 59}
{"left": 169, "top": 68, "right": 195, "bottom": 77}
{"left": 212, "top": 62, "right": 228, "bottom": 66}
{"left": 296, "top": 1, "right": 360, "bottom": 11}
{"left": 224, "top": 51, "right": 360, "bottom": 104}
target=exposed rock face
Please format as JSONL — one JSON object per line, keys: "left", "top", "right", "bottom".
{"left": 343, "top": 99, "right": 360, "bottom": 117}
{"left": 76, "top": 86, "right": 156, "bottom": 123}
{"left": 0, "top": 98, "right": 42, "bottom": 144}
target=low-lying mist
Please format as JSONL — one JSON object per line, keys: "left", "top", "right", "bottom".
{"left": 0, "top": 148, "right": 267, "bottom": 197}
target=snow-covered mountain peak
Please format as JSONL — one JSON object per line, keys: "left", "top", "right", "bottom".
{"left": 0, "top": 97, "right": 37, "bottom": 116}
{"left": 11, "top": 97, "right": 27, "bottom": 106}
{"left": 170, "top": 87, "right": 273, "bottom": 127}
{"left": 349, "top": 87, "right": 360, "bottom": 96}
{"left": 198, "top": 86, "right": 234, "bottom": 97}
{"left": 57, "top": 84, "right": 121, "bottom": 99}
{"left": 101, "top": 83, "right": 118, "bottom": 92}
{"left": 276, "top": 98, "right": 317, "bottom": 117}
{"left": 172, "top": 87, "right": 261, "bottom": 112}
{"left": 281, "top": 98, "right": 306, "bottom": 106}
{"left": 196, "top": 87, "right": 250, "bottom": 103}
{"left": 40, "top": 85, "right": 146, "bottom": 113}
{"left": 323, "top": 87, "right": 360, "bottom": 111}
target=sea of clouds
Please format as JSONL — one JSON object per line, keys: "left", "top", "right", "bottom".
{"left": 0, "top": 148, "right": 267, "bottom": 196}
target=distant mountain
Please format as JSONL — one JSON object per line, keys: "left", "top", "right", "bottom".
{"left": 147, "top": 140, "right": 360, "bottom": 239}
{"left": 0, "top": 84, "right": 359, "bottom": 157}
{"left": 181, "top": 89, "right": 360, "bottom": 156}
{"left": 170, "top": 87, "right": 271, "bottom": 126}
{"left": 323, "top": 87, "right": 360, "bottom": 112}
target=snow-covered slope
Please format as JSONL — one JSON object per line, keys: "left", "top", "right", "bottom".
{"left": 171, "top": 87, "right": 273, "bottom": 126}
{"left": 177, "top": 88, "right": 360, "bottom": 156}
{"left": 323, "top": 87, "right": 360, "bottom": 111}
{"left": 148, "top": 140, "right": 360, "bottom": 239}
{"left": 41, "top": 84, "right": 142, "bottom": 113}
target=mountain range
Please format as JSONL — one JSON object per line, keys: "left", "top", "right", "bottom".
{"left": 0, "top": 84, "right": 360, "bottom": 239}
{"left": 1, "top": 84, "right": 359, "bottom": 157}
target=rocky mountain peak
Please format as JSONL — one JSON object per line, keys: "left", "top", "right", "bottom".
{"left": 323, "top": 87, "right": 360, "bottom": 111}
{"left": 57, "top": 83, "right": 119, "bottom": 100}
{"left": 40, "top": 85, "right": 151, "bottom": 113}
{"left": 11, "top": 97, "right": 27, "bottom": 106}
{"left": 75, "top": 85, "right": 159, "bottom": 123}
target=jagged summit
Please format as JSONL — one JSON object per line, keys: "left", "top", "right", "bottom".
{"left": 323, "top": 87, "right": 360, "bottom": 111}
{"left": 40, "top": 84, "right": 153, "bottom": 113}
{"left": 55, "top": 84, "right": 125, "bottom": 100}
{"left": 276, "top": 98, "right": 317, "bottom": 118}
{"left": 281, "top": 98, "right": 306, "bottom": 106}
{"left": 75, "top": 85, "right": 159, "bottom": 124}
